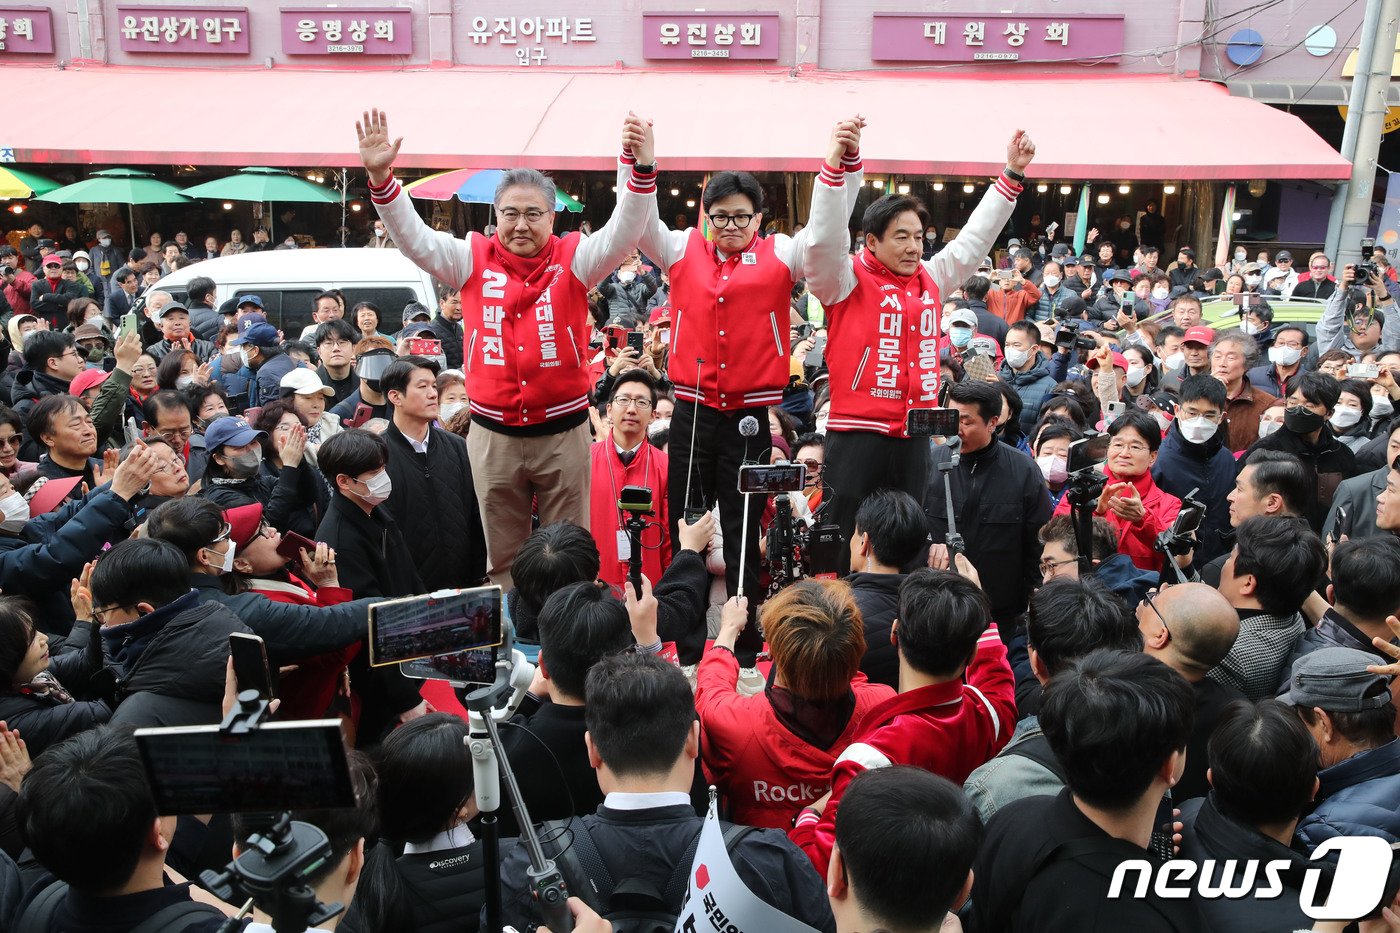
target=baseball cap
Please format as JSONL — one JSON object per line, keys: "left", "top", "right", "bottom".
{"left": 95, "top": 229, "right": 111, "bottom": 239}
{"left": 399, "top": 321, "right": 436, "bottom": 339}
{"left": 236, "top": 295, "right": 265, "bottom": 310}
{"left": 1062, "top": 256, "right": 1081, "bottom": 267}
{"left": 153, "top": 301, "right": 190, "bottom": 323}
{"left": 1088, "top": 351, "right": 1130, "bottom": 372}
{"left": 229, "top": 322, "right": 280, "bottom": 348}
{"left": 1183, "top": 325, "right": 1216, "bottom": 346}
{"left": 224, "top": 503, "right": 265, "bottom": 554}
{"left": 37, "top": 238, "right": 55, "bottom": 250}
{"left": 1275, "top": 249, "right": 1293, "bottom": 262}
{"left": 1105, "top": 270, "right": 1132, "bottom": 285}
{"left": 238, "top": 312, "right": 269, "bottom": 333}
{"left": 27, "top": 476, "right": 84, "bottom": 517}
{"left": 1202, "top": 268, "right": 1225, "bottom": 282}
{"left": 1007, "top": 238, "right": 1022, "bottom": 250}
{"left": 1280, "top": 647, "right": 1392, "bottom": 712}
{"left": 41, "top": 255, "right": 61, "bottom": 268}
{"left": 70, "top": 368, "right": 111, "bottom": 396}
{"left": 946, "top": 308, "right": 978, "bottom": 329}
{"left": 1050, "top": 243, "right": 1071, "bottom": 258}
{"left": 204, "top": 415, "right": 265, "bottom": 451}
{"left": 1242, "top": 262, "right": 1264, "bottom": 275}
{"left": 281, "top": 368, "right": 335, "bottom": 397}
{"left": 402, "top": 301, "right": 432, "bottom": 323}
{"left": 648, "top": 306, "right": 672, "bottom": 327}
{"left": 977, "top": 257, "right": 993, "bottom": 272}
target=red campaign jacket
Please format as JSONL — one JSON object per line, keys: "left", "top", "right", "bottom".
{"left": 696, "top": 648, "right": 895, "bottom": 830}
{"left": 789, "top": 623, "right": 1015, "bottom": 876}
{"left": 247, "top": 576, "right": 360, "bottom": 721}
{"left": 1053, "top": 466, "right": 1181, "bottom": 572}
{"left": 460, "top": 232, "right": 592, "bottom": 427}
{"left": 825, "top": 251, "right": 944, "bottom": 436}
{"left": 667, "top": 228, "right": 792, "bottom": 411}
{"left": 589, "top": 438, "right": 671, "bottom": 589}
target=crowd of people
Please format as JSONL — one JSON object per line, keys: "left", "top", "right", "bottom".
{"left": 0, "top": 107, "right": 1394, "bottom": 932}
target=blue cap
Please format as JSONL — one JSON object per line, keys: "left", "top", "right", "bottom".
{"left": 236, "top": 295, "right": 264, "bottom": 310}
{"left": 399, "top": 321, "right": 436, "bottom": 339}
{"left": 204, "top": 416, "right": 265, "bottom": 451}
{"left": 237, "top": 312, "right": 268, "bottom": 333}
{"left": 230, "top": 322, "right": 280, "bottom": 348}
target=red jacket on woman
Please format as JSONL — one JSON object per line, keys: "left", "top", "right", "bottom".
{"left": 695, "top": 647, "right": 894, "bottom": 830}
{"left": 248, "top": 575, "right": 360, "bottom": 721}
{"left": 1053, "top": 466, "right": 1181, "bottom": 572}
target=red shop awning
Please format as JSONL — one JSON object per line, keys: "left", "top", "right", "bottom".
{"left": 1, "top": 65, "right": 1350, "bottom": 180}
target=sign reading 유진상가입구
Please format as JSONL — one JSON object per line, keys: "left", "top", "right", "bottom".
{"left": 871, "top": 13, "right": 1125, "bottom": 63}
{"left": 116, "top": 6, "right": 250, "bottom": 53}
{"left": 0, "top": 7, "right": 53, "bottom": 54}
{"left": 281, "top": 8, "right": 413, "bottom": 55}
{"left": 643, "top": 12, "right": 780, "bottom": 61}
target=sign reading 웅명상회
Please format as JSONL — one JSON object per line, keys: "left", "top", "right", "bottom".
{"left": 281, "top": 8, "right": 413, "bottom": 55}
{"left": 872, "top": 13, "right": 1125, "bottom": 63}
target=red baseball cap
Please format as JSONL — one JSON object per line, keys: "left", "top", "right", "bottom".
{"left": 223, "top": 502, "right": 265, "bottom": 554}
{"left": 648, "top": 306, "right": 672, "bottom": 327}
{"left": 1183, "top": 325, "right": 1216, "bottom": 346}
{"left": 1089, "top": 351, "right": 1130, "bottom": 372}
{"left": 27, "top": 476, "right": 83, "bottom": 516}
{"left": 70, "top": 368, "right": 110, "bottom": 397}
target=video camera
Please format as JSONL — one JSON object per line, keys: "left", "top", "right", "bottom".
{"left": 1054, "top": 319, "right": 1097, "bottom": 352}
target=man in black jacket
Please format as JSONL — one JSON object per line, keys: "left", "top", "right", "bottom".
{"left": 380, "top": 356, "right": 486, "bottom": 590}
{"left": 496, "top": 652, "right": 835, "bottom": 933}
{"left": 181, "top": 276, "right": 222, "bottom": 343}
{"left": 28, "top": 255, "right": 82, "bottom": 328}
{"left": 88, "top": 538, "right": 251, "bottom": 728}
{"left": 427, "top": 284, "right": 464, "bottom": 370}
{"left": 924, "top": 380, "right": 1051, "bottom": 633}
{"left": 848, "top": 489, "right": 926, "bottom": 689}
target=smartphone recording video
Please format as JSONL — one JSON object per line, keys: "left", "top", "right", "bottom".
{"left": 906, "top": 407, "right": 960, "bottom": 438}
{"left": 400, "top": 645, "right": 501, "bottom": 688}
{"left": 1068, "top": 433, "right": 1110, "bottom": 473}
{"left": 368, "top": 585, "right": 503, "bottom": 667}
{"left": 737, "top": 463, "right": 806, "bottom": 494}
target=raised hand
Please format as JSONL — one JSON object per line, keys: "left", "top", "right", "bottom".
{"left": 623, "top": 111, "right": 655, "bottom": 166}
{"left": 826, "top": 116, "right": 865, "bottom": 166}
{"left": 92, "top": 447, "right": 121, "bottom": 489}
{"left": 0, "top": 723, "right": 30, "bottom": 793}
{"left": 71, "top": 560, "right": 97, "bottom": 621}
{"left": 281, "top": 422, "right": 307, "bottom": 468}
{"left": 109, "top": 441, "right": 159, "bottom": 501}
{"left": 624, "top": 573, "right": 660, "bottom": 648}
{"left": 355, "top": 108, "right": 404, "bottom": 184}
{"left": 301, "top": 543, "right": 339, "bottom": 589}
{"left": 114, "top": 330, "right": 142, "bottom": 372}
{"left": 1006, "top": 129, "right": 1037, "bottom": 173}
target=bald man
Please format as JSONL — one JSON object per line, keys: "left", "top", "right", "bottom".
{"left": 1136, "top": 582, "right": 1242, "bottom": 800}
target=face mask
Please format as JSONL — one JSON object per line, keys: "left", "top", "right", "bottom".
{"left": 375, "top": 228, "right": 386, "bottom": 237}
{"left": 75, "top": 261, "right": 89, "bottom": 273}
{"left": 925, "top": 232, "right": 936, "bottom": 241}
{"left": 206, "top": 541, "right": 235, "bottom": 574}
{"left": 1042, "top": 274, "right": 1061, "bottom": 289}
{"left": 365, "top": 378, "right": 383, "bottom": 395}
{"left": 1268, "top": 345, "right": 1301, "bottom": 367}
{"left": 0, "top": 491, "right": 28, "bottom": 523}
{"left": 1284, "top": 405, "right": 1325, "bottom": 435}
{"left": 1245, "top": 275, "right": 1261, "bottom": 287}
{"left": 1036, "top": 454, "right": 1068, "bottom": 485}
{"left": 1240, "top": 320, "right": 1263, "bottom": 336}
{"left": 227, "top": 449, "right": 262, "bottom": 479}
{"left": 85, "top": 345, "right": 106, "bottom": 363}
{"left": 176, "top": 375, "right": 196, "bottom": 389}
{"left": 1152, "top": 287, "right": 1169, "bottom": 301}
{"left": 1179, "top": 416, "right": 1218, "bottom": 444}
{"left": 1258, "top": 419, "right": 1282, "bottom": 439}
{"left": 1004, "top": 347, "right": 1031, "bottom": 370}
{"left": 359, "top": 469, "right": 393, "bottom": 506}
{"left": 1235, "top": 251, "right": 1247, "bottom": 262}
{"left": 1372, "top": 395, "right": 1394, "bottom": 418}
{"left": 1125, "top": 365, "right": 1147, "bottom": 388}
{"left": 618, "top": 270, "right": 637, "bottom": 285}
{"left": 439, "top": 401, "right": 467, "bottom": 423}
{"left": 237, "top": 348, "right": 251, "bottom": 369}
{"left": 1164, "top": 351, "right": 1185, "bottom": 371}
{"left": 950, "top": 327, "right": 973, "bottom": 348}
{"left": 1153, "top": 412, "right": 1173, "bottom": 432}
{"left": 1330, "top": 406, "right": 1363, "bottom": 429}
{"left": 98, "top": 237, "right": 112, "bottom": 247}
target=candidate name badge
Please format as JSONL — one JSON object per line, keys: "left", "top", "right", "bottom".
{"left": 741, "top": 252, "right": 758, "bottom": 265}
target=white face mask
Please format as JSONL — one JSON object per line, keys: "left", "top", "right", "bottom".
{"left": 1036, "top": 454, "right": 1068, "bottom": 485}
{"left": 206, "top": 541, "right": 235, "bottom": 574}
{"left": 1004, "top": 347, "right": 1031, "bottom": 370}
{"left": 1245, "top": 274, "right": 1261, "bottom": 287}
{"left": 75, "top": 261, "right": 89, "bottom": 272}
{"left": 1042, "top": 274, "right": 1061, "bottom": 289}
{"left": 0, "top": 491, "right": 29, "bottom": 523}
{"left": 176, "top": 375, "right": 196, "bottom": 389}
{"left": 1240, "top": 320, "right": 1261, "bottom": 336}
{"left": 1268, "top": 345, "right": 1302, "bottom": 367}
{"left": 1235, "top": 250, "right": 1247, "bottom": 262}
{"left": 375, "top": 227, "right": 386, "bottom": 237}
{"left": 238, "top": 348, "right": 253, "bottom": 369}
{"left": 1258, "top": 419, "right": 1282, "bottom": 439}
{"left": 1164, "top": 351, "right": 1185, "bottom": 371}
{"left": 1179, "top": 416, "right": 1218, "bottom": 444}
{"left": 617, "top": 270, "right": 636, "bottom": 284}
{"left": 1330, "top": 406, "right": 1363, "bottom": 429}
{"left": 98, "top": 237, "right": 112, "bottom": 247}
{"left": 1152, "top": 287, "right": 1170, "bottom": 301}
{"left": 439, "top": 401, "right": 467, "bottom": 423}
{"left": 1372, "top": 395, "right": 1394, "bottom": 418}
{"left": 359, "top": 469, "right": 393, "bottom": 506}
{"left": 1125, "top": 365, "right": 1147, "bottom": 388}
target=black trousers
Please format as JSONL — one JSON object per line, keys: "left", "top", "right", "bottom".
{"left": 667, "top": 399, "right": 769, "bottom": 663}
{"left": 824, "top": 430, "right": 932, "bottom": 557}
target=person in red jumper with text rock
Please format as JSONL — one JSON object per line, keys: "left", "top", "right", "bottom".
{"left": 806, "top": 128, "right": 1037, "bottom": 549}
{"left": 590, "top": 368, "right": 671, "bottom": 590}
{"left": 640, "top": 116, "right": 867, "bottom": 666}
{"left": 789, "top": 565, "right": 1015, "bottom": 878}
{"left": 356, "top": 108, "right": 658, "bottom": 589}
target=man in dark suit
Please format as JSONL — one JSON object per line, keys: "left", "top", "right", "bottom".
{"left": 1324, "top": 420, "right": 1399, "bottom": 542}
{"left": 104, "top": 267, "right": 140, "bottom": 323}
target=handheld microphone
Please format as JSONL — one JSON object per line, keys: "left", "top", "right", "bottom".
{"left": 739, "top": 414, "right": 761, "bottom": 465}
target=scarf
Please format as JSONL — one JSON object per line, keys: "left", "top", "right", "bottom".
{"left": 20, "top": 669, "right": 72, "bottom": 704}
{"left": 765, "top": 667, "right": 855, "bottom": 751}
{"left": 487, "top": 234, "right": 560, "bottom": 309}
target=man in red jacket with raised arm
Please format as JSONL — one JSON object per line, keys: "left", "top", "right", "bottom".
{"left": 357, "top": 108, "right": 657, "bottom": 589}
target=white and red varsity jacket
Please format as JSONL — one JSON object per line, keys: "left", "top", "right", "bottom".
{"left": 636, "top": 153, "right": 863, "bottom": 411}
{"left": 370, "top": 157, "right": 656, "bottom": 429}
{"left": 805, "top": 165, "right": 1022, "bottom": 436}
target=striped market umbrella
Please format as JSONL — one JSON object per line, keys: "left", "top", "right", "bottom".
{"left": 404, "top": 168, "right": 583, "bottom": 212}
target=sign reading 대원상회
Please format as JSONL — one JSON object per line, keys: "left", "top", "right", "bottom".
{"left": 871, "top": 13, "right": 1125, "bottom": 63}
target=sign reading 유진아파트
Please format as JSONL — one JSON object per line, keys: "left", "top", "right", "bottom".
{"left": 463, "top": 14, "right": 596, "bottom": 67}
{"left": 116, "top": 6, "right": 249, "bottom": 53}
{"left": 281, "top": 8, "right": 413, "bottom": 55}
{"left": 871, "top": 13, "right": 1125, "bottom": 63}
{"left": 642, "top": 12, "right": 780, "bottom": 61}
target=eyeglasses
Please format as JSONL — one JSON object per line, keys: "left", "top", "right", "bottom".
{"left": 211, "top": 521, "right": 232, "bottom": 545}
{"left": 0, "top": 435, "right": 20, "bottom": 449}
{"left": 800, "top": 458, "right": 822, "bottom": 475}
{"left": 1108, "top": 439, "right": 1151, "bottom": 454}
{"left": 1038, "top": 556, "right": 1078, "bottom": 575}
{"left": 1177, "top": 407, "right": 1221, "bottom": 423}
{"left": 130, "top": 366, "right": 156, "bottom": 376}
{"left": 92, "top": 604, "right": 133, "bottom": 625}
{"left": 1310, "top": 264, "right": 1330, "bottom": 272}
{"left": 497, "top": 209, "right": 548, "bottom": 224}
{"left": 157, "top": 426, "right": 192, "bottom": 443}
{"left": 708, "top": 213, "right": 754, "bottom": 230}
{"left": 60, "top": 349, "right": 81, "bottom": 361}
{"left": 1139, "top": 589, "right": 1169, "bottom": 633}
{"left": 611, "top": 395, "right": 653, "bottom": 411}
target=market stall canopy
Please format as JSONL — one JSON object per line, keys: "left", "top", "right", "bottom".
{"left": 179, "top": 166, "right": 340, "bottom": 203}
{"left": 405, "top": 168, "right": 584, "bottom": 211}
{"left": 0, "top": 167, "right": 61, "bottom": 198}
{"left": 34, "top": 167, "right": 190, "bottom": 205}
{"left": 1, "top": 68, "right": 1351, "bottom": 181}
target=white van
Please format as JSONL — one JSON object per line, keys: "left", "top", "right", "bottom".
{"left": 149, "top": 248, "right": 442, "bottom": 335}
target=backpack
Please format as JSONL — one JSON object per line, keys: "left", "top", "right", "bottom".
{"left": 14, "top": 879, "right": 224, "bottom": 933}
{"left": 539, "top": 816, "right": 756, "bottom": 933}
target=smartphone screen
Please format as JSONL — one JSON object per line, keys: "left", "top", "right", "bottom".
{"left": 906, "top": 407, "right": 960, "bottom": 438}
{"left": 737, "top": 463, "right": 806, "bottom": 494}
{"left": 1069, "top": 433, "right": 1110, "bottom": 473}
{"left": 229, "top": 633, "right": 275, "bottom": 700}
{"left": 369, "top": 585, "right": 503, "bottom": 667}
{"left": 400, "top": 645, "right": 500, "bottom": 687}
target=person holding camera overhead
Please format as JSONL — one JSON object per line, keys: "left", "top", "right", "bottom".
{"left": 805, "top": 125, "right": 1037, "bottom": 550}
